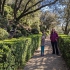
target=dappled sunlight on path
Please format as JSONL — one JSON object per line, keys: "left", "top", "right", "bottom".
{"left": 24, "top": 37, "right": 68, "bottom": 70}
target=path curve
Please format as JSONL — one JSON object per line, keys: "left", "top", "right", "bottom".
{"left": 24, "top": 37, "right": 68, "bottom": 70}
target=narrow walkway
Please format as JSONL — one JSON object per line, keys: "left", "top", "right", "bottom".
{"left": 24, "top": 37, "right": 68, "bottom": 70}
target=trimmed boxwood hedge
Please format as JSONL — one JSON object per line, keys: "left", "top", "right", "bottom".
{"left": 0, "top": 34, "right": 41, "bottom": 70}
{"left": 58, "top": 34, "right": 70, "bottom": 69}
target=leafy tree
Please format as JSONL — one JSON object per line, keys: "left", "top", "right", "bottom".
{"left": 13, "top": 0, "right": 58, "bottom": 23}
{"left": 40, "top": 11, "right": 59, "bottom": 32}
{"left": 46, "top": 0, "right": 70, "bottom": 35}
{"left": 62, "top": 1, "right": 70, "bottom": 34}
{"left": 4, "top": 5, "right": 13, "bottom": 19}
{"left": 20, "top": 11, "right": 41, "bottom": 27}
{"left": 0, "top": 0, "right": 58, "bottom": 37}
{"left": 7, "top": 0, "right": 58, "bottom": 37}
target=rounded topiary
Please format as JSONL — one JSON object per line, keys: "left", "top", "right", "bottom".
{"left": 0, "top": 28, "right": 9, "bottom": 40}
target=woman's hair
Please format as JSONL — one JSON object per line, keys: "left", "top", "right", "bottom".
{"left": 51, "top": 29, "right": 56, "bottom": 34}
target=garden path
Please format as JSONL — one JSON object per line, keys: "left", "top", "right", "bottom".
{"left": 23, "top": 36, "right": 68, "bottom": 70}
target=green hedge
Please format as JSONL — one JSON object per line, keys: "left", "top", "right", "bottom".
{"left": 0, "top": 34, "right": 41, "bottom": 70}
{"left": 58, "top": 34, "right": 70, "bottom": 68}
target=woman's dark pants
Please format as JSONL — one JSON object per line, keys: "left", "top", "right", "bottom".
{"left": 51, "top": 41, "right": 59, "bottom": 55}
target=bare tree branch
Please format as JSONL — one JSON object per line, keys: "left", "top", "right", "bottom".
{"left": 23, "top": 0, "right": 43, "bottom": 13}
{"left": 16, "top": 0, "right": 58, "bottom": 21}
{"left": 14, "top": 0, "right": 18, "bottom": 19}
{"left": 16, "top": 0, "right": 23, "bottom": 11}
{"left": 23, "top": 0, "right": 32, "bottom": 13}
{"left": 2, "top": 0, "right": 6, "bottom": 15}
{"left": 0, "top": 0, "right": 6, "bottom": 15}
{"left": 0, "top": 0, "right": 2, "bottom": 13}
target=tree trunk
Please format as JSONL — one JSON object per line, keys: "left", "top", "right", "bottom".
{"left": 64, "top": 22, "right": 68, "bottom": 34}
{"left": 2, "top": 0, "right": 6, "bottom": 16}
{"left": 0, "top": 0, "right": 2, "bottom": 14}
{"left": 0, "top": 0, "right": 6, "bottom": 16}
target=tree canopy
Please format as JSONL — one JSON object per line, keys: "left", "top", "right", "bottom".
{"left": 40, "top": 11, "right": 59, "bottom": 32}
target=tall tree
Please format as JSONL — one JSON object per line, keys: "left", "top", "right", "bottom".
{"left": 0, "top": 0, "right": 6, "bottom": 16}
{"left": 13, "top": 0, "right": 58, "bottom": 23}
{"left": 8, "top": 0, "right": 58, "bottom": 37}
{"left": 62, "top": 0, "right": 70, "bottom": 34}
{"left": 0, "top": 0, "right": 58, "bottom": 25}
{"left": 0, "top": 0, "right": 58, "bottom": 37}
{"left": 40, "top": 11, "right": 59, "bottom": 31}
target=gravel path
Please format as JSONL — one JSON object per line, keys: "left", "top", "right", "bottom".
{"left": 24, "top": 37, "right": 68, "bottom": 70}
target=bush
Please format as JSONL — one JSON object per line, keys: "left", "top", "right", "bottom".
{"left": 17, "top": 26, "right": 30, "bottom": 36}
{"left": 58, "top": 34, "right": 70, "bottom": 69}
{"left": 0, "top": 15, "right": 8, "bottom": 28}
{"left": 31, "top": 28, "right": 39, "bottom": 34}
{"left": 14, "top": 30, "right": 22, "bottom": 38}
{"left": 0, "top": 34, "right": 41, "bottom": 69}
{"left": 0, "top": 28, "right": 9, "bottom": 40}
{"left": 21, "top": 29, "right": 29, "bottom": 36}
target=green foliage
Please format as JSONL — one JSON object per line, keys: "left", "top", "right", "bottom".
{"left": 40, "top": 25, "right": 46, "bottom": 32}
{"left": 0, "top": 28, "right": 9, "bottom": 40}
{"left": 19, "top": 11, "right": 40, "bottom": 31}
{"left": 62, "top": 2, "right": 70, "bottom": 34}
{"left": 40, "top": 11, "right": 59, "bottom": 31}
{"left": 14, "top": 30, "right": 22, "bottom": 38}
{"left": 17, "top": 25, "right": 31, "bottom": 37}
{"left": 58, "top": 34, "right": 70, "bottom": 68}
{"left": 0, "top": 34, "right": 41, "bottom": 69}
{"left": 31, "top": 22, "right": 39, "bottom": 29}
{"left": 31, "top": 28, "right": 39, "bottom": 34}
{"left": 4, "top": 5, "right": 13, "bottom": 19}
{"left": 0, "top": 15, "right": 8, "bottom": 28}
{"left": 21, "top": 29, "right": 30, "bottom": 36}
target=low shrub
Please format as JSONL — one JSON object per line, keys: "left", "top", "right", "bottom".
{"left": 0, "top": 34, "right": 41, "bottom": 70}
{"left": 58, "top": 34, "right": 70, "bottom": 68}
